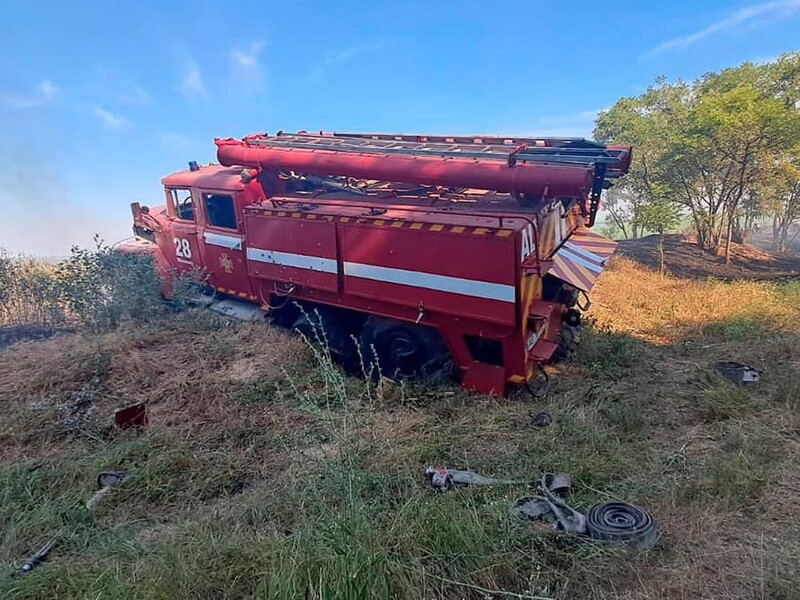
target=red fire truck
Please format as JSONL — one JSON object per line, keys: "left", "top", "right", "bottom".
{"left": 121, "top": 131, "right": 630, "bottom": 394}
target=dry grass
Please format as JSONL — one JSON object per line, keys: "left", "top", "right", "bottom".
{"left": 0, "top": 258, "right": 799, "bottom": 599}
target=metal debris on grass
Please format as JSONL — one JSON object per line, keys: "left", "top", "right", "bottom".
{"left": 424, "top": 467, "right": 532, "bottom": 491}
{"left": 17, "top": 539, "right": 56, "bottom": 575}
{"left": 18, "top": 470, "right": 130, "bottom": 574}
{"left": 423, "top": 467, "right": 659, "bottom": 552}
{"left": 530, "top": 411, "right": 553, "bottom": 428}
{"left": 85, "top": 471, "right": 127, "bottom": 510}
{"left": 512, "top": 473, "right": 660, "bottom": 552}
{"left": 114, "top": 402, "right": 148, "bottom": 429}
{"left": 714, "top": 361, "right": 760, "bottom": 385}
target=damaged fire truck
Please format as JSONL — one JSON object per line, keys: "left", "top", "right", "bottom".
{"left": 120, "top": 131, "right": 631, "bottom": 394}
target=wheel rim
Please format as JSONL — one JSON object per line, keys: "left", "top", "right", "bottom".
{"left": 380, "top": 331, "right": 422, "bottom": 378}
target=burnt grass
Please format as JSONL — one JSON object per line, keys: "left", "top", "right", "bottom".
{"left": 1, "top": 255, "right": 799, "bottom": 599}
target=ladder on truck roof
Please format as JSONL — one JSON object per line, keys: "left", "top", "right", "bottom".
{"left": 242, "top": 131, "right": 630, "bottom": 180}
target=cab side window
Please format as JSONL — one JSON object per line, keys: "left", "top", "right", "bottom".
{"left": 203, "top": 193, "right": 237, "bottom": 230}
{"left": 169, "top": 188, "right": 194, "bottom": 221}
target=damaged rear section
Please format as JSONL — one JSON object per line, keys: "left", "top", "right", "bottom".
{"left": 547, "top": 230, "right": 618, "bottom": 293}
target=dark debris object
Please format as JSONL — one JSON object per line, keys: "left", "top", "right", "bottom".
{"left": 530, "top": 411, "right": 553, "bottom": 428}
{"left": 18, "top": 539, "right": 56, "bottom": 575}
{"left": 714, "top": 361, "right": 760, "bottom": 385}
{"left": 114, "top": 402, "right": 148, "bottom": 429}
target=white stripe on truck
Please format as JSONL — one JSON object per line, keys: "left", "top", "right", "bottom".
{"left": 204, "top": 231, "right": 242, "bottom": 250}
{"left": 246, "top": 247, "right": 338, "bottom": 273}
{"left": 343, "top": 261, "right": 515, "bottom": 303}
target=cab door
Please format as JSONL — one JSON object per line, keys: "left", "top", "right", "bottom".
{"left": 165, "top": 187, "right": 203, "bottom": 273}
{"left": 197, "top": 190, "right": 253, "bottom": 299}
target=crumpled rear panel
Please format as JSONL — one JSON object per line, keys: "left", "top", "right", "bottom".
{"left": 547, "top": 230, "right": 618, "bottom": 292}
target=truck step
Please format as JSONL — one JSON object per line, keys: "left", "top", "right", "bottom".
{"left": 208, "top": 298, "right": 268, "bottom": 321}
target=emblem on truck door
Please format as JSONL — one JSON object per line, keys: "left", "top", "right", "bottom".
{"left": 220, "top": 253, "right": 234, "bottom": 274}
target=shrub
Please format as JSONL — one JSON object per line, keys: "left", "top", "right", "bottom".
{"left": 1, "top": 238, "right": 202, "bottom": 332}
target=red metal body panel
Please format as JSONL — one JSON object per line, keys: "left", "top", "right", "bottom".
{"left": 339, "top": 223, "right": 517, "bottom": 326}
{"left": 244, "top": 212, "right": 339, "bottom": 293}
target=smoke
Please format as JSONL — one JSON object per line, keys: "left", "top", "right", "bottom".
{"left": 0, "top": 147, "right": 131, "bottom": 258}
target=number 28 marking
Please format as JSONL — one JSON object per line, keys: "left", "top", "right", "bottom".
{"left": 173, "top": 237, "right": 192, "bottom": 260}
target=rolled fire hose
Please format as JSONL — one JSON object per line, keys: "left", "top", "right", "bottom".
{"left": 584, "top": 502, "right": 660, "bottom": 551}
{"left": 513, "top": 474, "right": 659, "bottom": 552}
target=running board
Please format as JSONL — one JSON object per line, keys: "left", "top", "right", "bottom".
{"left": 208, "top": 298, "right": 268, "bottom": 321}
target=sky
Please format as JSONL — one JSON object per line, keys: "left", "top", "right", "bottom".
{"left": 1, "top": 0, "right": 800, "bottom": 256}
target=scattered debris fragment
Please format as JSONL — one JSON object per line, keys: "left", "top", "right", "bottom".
{"left": 512, "top": 473, "right": 659, "bottom": 552}
{"left": 542, "top": 472, "right": 572, "bottom": 497}
{"left": 18, "top": 538, "right": 56, "bottom": 575}
{"left": 714, "top": 361, "right": 760, "bottom": 385}
{"left": 85, "top": 471, "right": 126, "bottom": 510}
{"left": 18, "top": 470, "right": 129, "bottom": 574}
{"left": 530, "top": 411, "right": 553, "bottom": 428}
{"left": 375, "top": 377, "right": 398, "bottom": 403}
{"left": 114, "top": 402, "right": 148, "bottom": 429}
{"left": 424, "top": 467, "right": 530, "bottom": 491}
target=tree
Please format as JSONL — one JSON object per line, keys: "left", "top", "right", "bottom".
{"left": 595, "top": 79, "right": 688, "bottom": 242}
{"left": 595, "top": 54, "right": 800, "bottom": 263}
{"left": 769, "top": 153, "right": 800, "bottom": 253}
{"left": 638, "top": 198, "right": 681, "bottom": 274}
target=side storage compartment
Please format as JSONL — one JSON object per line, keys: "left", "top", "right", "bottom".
{"left": 243, "top": 208, "right": 339, "bottom": 293}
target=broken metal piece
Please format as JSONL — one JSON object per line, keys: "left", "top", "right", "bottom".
{"left": 114, "top": 402, "right": 148, "bottom": 429}
{"left": 530, "top": 411, "right": 552, "bottom": 428}
{"left": 714, "top": 361, "right": 760, "bottom": 385}
{"left": 424, "top": 467, "right": 529, "bottom": 491}
{"left": 18, "top": 538, "right": 56, "bottom": 575}
{"left": 85, "top": 471, "right": 126, "bottom": 510}
{"left": 543, "top": 472, "right": 572, "bottom": 497}
{"left": 511, "top": 496, "right": 553, "bottom": 521}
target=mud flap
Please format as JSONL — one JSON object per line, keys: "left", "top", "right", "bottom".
{"left": 463, "top": 362, "right": 506, "bottom": 396}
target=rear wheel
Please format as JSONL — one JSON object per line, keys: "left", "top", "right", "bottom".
{"left": 553, "top": 309, "right": 581, "bottom": 362}
{"left": 292, "top": 308, "right": 360, "bottom": 371}
{"left": 359, "top": 317, "right": 452, "bottom": 382}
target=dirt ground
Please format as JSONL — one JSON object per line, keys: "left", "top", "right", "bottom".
{"left": 0, "top": 252, "right": 798, "bottom": 599}
{"left": 617, "top": 233, "right": 800, "bottom": 280}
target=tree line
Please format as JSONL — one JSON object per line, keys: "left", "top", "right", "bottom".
{"left": 595, "top": 53, "right": 800, "bottom": 262}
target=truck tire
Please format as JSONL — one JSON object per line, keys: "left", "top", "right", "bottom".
{"left": 292, "top": 309, "right": 358, "bottom": 371}
{"left": 359, "top": 317, "right": 452, "bottom": 382}
{"left": 553, "top": 310, "right": 581, "bottom": 362}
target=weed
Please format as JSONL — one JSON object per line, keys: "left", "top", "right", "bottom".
{"left": 702, "top": 318, "right": 763, "bottom": 342}
{"left": 601, "top": 400, "right": 647, "bottom": 434}
{"left": 692, "top": 371, "right": 759, "bottom": 421}
{"left": 575, "top": 321, "right": 639, "bottom": 378}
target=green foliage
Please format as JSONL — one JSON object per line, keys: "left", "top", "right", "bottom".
{"left": 702, "top": 318, "right": 763, "bottom": 342}
{"left": 54, "top": 238, "right": 165, "bottom": 330}
{"left": 0, "top": 251, "right": 66, "bottom": 326}
{"left": 575, "top": 321, "right": 639, "bottom": 379}
{"left": 1, "top": 238, "right": 204, "bottom": 332}
{"left": 595, "top": 53, "right": 800, "bottom": 258}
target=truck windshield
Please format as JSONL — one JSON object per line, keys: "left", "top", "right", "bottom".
{"left": 169, "top": 188, "right": 194, "bottom": 221}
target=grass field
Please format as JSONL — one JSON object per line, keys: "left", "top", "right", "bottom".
{"left": 1, "top": 255, "right": 799, "bottom": 599}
